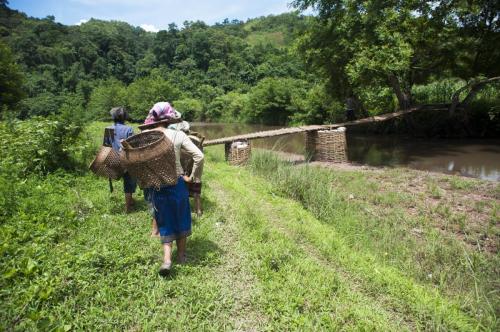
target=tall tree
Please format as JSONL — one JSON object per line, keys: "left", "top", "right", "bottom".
{"left": 293, "top": 0, "right": 500, "bottom": 110}
{"left": 0, "top": 40, "right": 24, "bottom": 114}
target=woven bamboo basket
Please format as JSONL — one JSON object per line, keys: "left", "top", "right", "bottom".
{"left": 180, "top": 133, "right": 204, "bottom": 176}
{"left": 305, "top": 129, "right": 347, "bottom": 163}
{"left": 225, "top": 140, "right": 251, "bottom": 166}
{"left": 120, "top": 130, "right": 177, "bottom": 189}
{"left": 89, "top": 146, "right": 124, "bottom": 180}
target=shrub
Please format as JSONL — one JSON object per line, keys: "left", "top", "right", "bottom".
{"left": 0, "top": 107, "right": 92, "bottom": 178}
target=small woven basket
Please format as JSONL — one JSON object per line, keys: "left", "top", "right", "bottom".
{"left": 225, "top": 140, "right": 251, "bottom": 166}
{"left": 89, "top": 146, "right": 124, "bottom": 180}
{"left": 120, "top": 130, "right": 177, "bottom": 189}
{"left": 306, "top": 129, "right": 347, "bottom": 163}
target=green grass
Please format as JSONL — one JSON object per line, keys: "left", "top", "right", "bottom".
{"left": 1, "top": 123, "right": 498, "bottom": 330}
{"left": 246, "top": 149, "right": 499, "bottom": 329}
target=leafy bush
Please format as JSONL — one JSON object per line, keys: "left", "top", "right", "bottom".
{"left": 18, "top": 92, "right": 65, "bottom": 118}
{"left": 0, "top": 109, "right": 92, "bottom": 177}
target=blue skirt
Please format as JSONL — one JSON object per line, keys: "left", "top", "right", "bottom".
{"left": 150, "top": 177, "right": 192, "bottom": 243}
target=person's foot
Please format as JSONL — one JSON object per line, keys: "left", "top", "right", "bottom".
{"left": 125, "top": 196, "right": 135, "bottom": 213}
{"left": 177, "top": 254, "right": 187, "bottom": 265}
{"left": 159, "top": 262, "right": 172, "bottom": 276}
{"left": 125, "top": 202, "right": 134, "bottom": 213}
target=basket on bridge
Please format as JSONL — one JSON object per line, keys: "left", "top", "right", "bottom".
{"left": 225, "top": 140, "right": 251, "bottom": 166}
{"left": 306, "top": 129, "right": 347, "bottom": 163}
{"left": 89, "top": 146, "right": 124, "bottom": 180}
{"left": 120, "top": 130, "right": 177, "bottom": 189}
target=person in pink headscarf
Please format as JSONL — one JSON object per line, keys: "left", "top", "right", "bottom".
{"left": 139, "top": 102, "right": 204, "bottom": 276}
{"left": 143, "top": 102, "right": 181, "bottom": 125}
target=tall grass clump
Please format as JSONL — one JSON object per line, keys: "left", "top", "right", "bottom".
{"left": 248, "top": 150, "right": 499, "bottom": 326}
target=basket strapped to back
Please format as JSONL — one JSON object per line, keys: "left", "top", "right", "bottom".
{"left": 120, "top": 130, "right": 177, "bottom": 189}
{"left": 89, "top": 146, "right": 124, "bottom": 180}
{"left": 180, "top": 132, "right": 204, "bottom": 176}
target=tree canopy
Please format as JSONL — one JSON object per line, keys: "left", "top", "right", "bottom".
{"left": 0, "top": 2, "right": 499, "bottom": 134}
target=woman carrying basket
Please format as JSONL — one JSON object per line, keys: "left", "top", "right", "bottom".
{"left": 139, "top": 102, "right": 204, "bottom": 276}
{"left": 105, "top": 107, "right": 137, "bottom": 213}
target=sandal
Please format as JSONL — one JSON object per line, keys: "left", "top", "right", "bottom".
{"left": 159, "top": 262, "right": 172, "bottom": 276}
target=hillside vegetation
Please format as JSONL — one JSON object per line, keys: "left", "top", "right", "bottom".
{"left": 1, "top": 1, "right": 499, "bottom": 136}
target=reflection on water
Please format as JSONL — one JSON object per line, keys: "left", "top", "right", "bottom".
{"left": 191, "top": 123, "right": 500, "bottom": 181}
{"left": 347, "top": 135, "right": 500, "bottom": 181}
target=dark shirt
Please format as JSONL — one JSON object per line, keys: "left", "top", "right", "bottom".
{"left": 104, "top": 122, "right": 134, "bottom": 151}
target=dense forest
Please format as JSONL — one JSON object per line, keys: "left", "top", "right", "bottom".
{"left": 1, "top": 0, "right": 499, "bottom": 135}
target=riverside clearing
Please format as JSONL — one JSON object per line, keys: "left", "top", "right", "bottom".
{"left": 1, "top": 142, "right": 498, "bottom": 330}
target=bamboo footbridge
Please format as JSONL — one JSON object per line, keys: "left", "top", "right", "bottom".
{"left": 203, "top": 106, "right": 447, "bottom": 165}
{"left": 204, "top": 106, "right": 441, "bottom": 146}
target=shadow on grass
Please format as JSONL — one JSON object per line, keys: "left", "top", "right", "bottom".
{"left": 186, "top": 236, "right": 222, "bottom": 267}
{"left": 159, "top": 237, "right": 222, "bottom": 280}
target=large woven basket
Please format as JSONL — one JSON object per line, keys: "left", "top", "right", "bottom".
{"left": 180, "top": 133, "right": 204, "bottom": 176}
{"left": 89, "top": 146, "right": 124, "bottom": 180}
{"left": 120, "top": 130, "right": 177, "bottom": 189}
{"left": 305, "top": 129, "right": 347, "bottom": 163}
{"left": 225, "top": 140, "right": 251, "bottom": 166}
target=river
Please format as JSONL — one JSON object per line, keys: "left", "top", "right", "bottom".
{"left": 191, "top": 123, "right": 500, "bottom": 181}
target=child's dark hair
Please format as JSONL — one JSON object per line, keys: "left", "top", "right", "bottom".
{"left": 110, "top": 107, "right": 129, "bottom": 123}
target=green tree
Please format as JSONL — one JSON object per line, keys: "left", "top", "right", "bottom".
{"left": 293, "top": 0, "right": 500, "bottom": 111}
{"left": 126, "top": 74, "right": 182, "bottom": 120}
{"left": 207, "top": 91, "right": 249, "bottom": 122}
{"left": 172, "top": 98, "right": 203, "bottom": 121}
{"left": 244, "top": 77, "right": 308, "bottom": 125}
{"left": 87, "top": 79, "right": 127, "bottom": 120}
{"left": 0, "top": 40, "right": 24, "bottom": 114}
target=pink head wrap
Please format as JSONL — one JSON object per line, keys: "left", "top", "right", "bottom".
{"left": 144, "top": 102, "right": 180, "bottom": 124}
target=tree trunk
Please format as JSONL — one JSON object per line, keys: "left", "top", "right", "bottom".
{"left": 448, "top": 76, "right": 500, "bottom": 116}
{"left": 388, "top": 74, "right": 412, "bottom": 110}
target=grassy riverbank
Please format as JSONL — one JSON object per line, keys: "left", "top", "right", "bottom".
{"left": 1, "top": 136, "right": 498, "bottom": 330}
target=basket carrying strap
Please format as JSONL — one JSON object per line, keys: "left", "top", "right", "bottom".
{"left": 109, "top": 178, "right": 114, "bottom": 193}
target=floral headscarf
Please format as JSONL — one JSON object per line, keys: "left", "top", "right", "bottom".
{"left": 143, "top": 102, "right": 181, "bottom": 125}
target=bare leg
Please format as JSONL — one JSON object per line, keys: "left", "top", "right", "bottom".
{"left": 194, "top": 194, "right": 202, "bottom": 216}
{"left": 162, "top": 242, "right": 173, "bottom": 264}
{"left": 151, "top": 218, "right": 159, "bottom": 237}
{"left": 125, "top": 193, "right": 135, "bottom": 213}
{"left": 159, "top": 242, "right": 173, "bottom": 275}
{"left": 176, "top": 237, "right": 187, "bottom": 263}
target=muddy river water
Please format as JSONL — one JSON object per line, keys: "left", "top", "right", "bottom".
{"left": 191, "top": 123, "right": 500, "bottom": 181}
